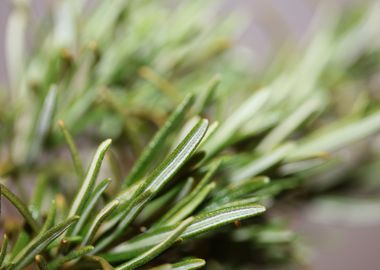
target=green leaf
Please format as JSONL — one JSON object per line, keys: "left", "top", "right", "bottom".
{"left": 115, "top": 218, "right": 194, "bottom": 270}
{"left": 68, "top": 139, "right": 112, "bottom": 218}
{"left": 40, "top": 200, "right": 57, "bottom": 235}
{"left": 72, "top": 178, "right": 111, "bottom": 236}
{"left": 0, "top": 234, "right": 8, "bottom": 268}
{"left": 194, "top": 74, "right": 220, "bottom": 115}
{"left": 92, "top": 191, "right": 152, "bottom": 253}
{"left": 257, "top": 97, "right": 322, "bottom": 152}
{"left": 30, "top": 174, "right": 48, "bottom": 216}
{"left": 0, "top": 183, "right": 39, "bottom": 234}
{"left": 202, "top": 89, "right": 269, "bottom": 159}
{"left": 11, "top": 216, "right": 79, "bottom": 270}
{"left": 28, "top": 85, "right": 58, "bottom": 163}
{"left": 155, "top": 162, "right": 220, "bottom": 227}
{"left": 206, "top": 176, "right": 269, "bottom": 211}
{"left": 141, "top": 119, "right": 208, "bottom": 194}
{"left": 105, "top": 204, "right": 265, "bottom": 261}
{"left": 82, "top": 200, "right": 119, "bottom": 245}
{"left": 222, "top": 176, "right": 270, "bottom": 200}
{"left": 182, "top": 203, "right": 265, "bottom": 239}
{"left": 231, "top": 143, "right": 294, "bottom": 182}
{"left": 124, "top": 94, "right": 194, "bottom": 187}
{"left": 149, "top": 258, "right": 206, "bottom": 270}
{"left": 165, "top": 182, "right": 215, "bottom": 226}
{"left": 47, "top": 246, "right": 94, "bottom": 270}
{"left": 10, "top": 230, "right": 30, "bottom": 260}
{"left": 58, "top": 120, "right": 85, "bottom": 180}
{"left": 287, "top": 110, "right": 380, "bottom": 160}
{"left": 98, "top": 118, "right": 209, "bottom": 249}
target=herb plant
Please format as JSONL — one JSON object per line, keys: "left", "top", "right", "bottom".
{"left": 1, "top": 1, "right": 380, "bottom": 269}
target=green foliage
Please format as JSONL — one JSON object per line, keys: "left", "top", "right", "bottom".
{"left": 1, "top": 0, "right": 380, "bottom": 269}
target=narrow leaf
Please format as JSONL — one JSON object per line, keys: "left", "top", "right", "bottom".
{"left": 150, "top": 258, "right": 206, "bottom": 270}
{"left": 124, "top": 94, "right": 194, "bottom": 187}
{"left": 11, "top": 216, "right": 79, "bottom": 270}
{"left": 115, "top": 218, "right": 194, "bottom": 270}
{"left": 47, "top": 246, "right": 94, "bottom": 270}
{"left": 0, "top": 183, "right": 39, "bottom": 234}
{"left": 30, "top": 174, "right": 48, "bottom": 216}
{"left": 68, "top": 139, "right": 112, "bottom": 218}
{"left": 202, "top": 90, "right": 269, "bottom": 158}
{"left": 142, "top": 119, "right": 208, "bottom": 194}
{"left": 72, "top": 178, "right": 111, "bottom": 236}
{"left": 0, "top": 234, "right": 8, "bottom": 267}
{"left": 156, "top": 162, "right": 220, "bottom": 227}
{"left": 93, "top": 191, "right": 152, "bottom": 253}
{"left": 99, "top": 118, "right": 209, "bottom": 248}
{"left": 40, "top": 200, "right": 57, "bottom": 235}
{"left": 82, "top": 200, "right": 119, "bottom": 245}
{"left": 28, "top": 85, "right": 58, "bottom": 163}
{"left": 194, "top": 74, "right": 220, "bottom": 115}
{"left": 165, "top": 182, "right": 215, "bottom": 226}
{"left": 231, "top": 143, "right": 294, "bottom": 182}
{"left": 58, "top": 120, "right": 85, "bottom": 180}
{"left": 257, "top": 97, "right": 321, "bottom": 151}
{"left": 287, "top": 110, "right": 380, "bottom": 160}
{"left": 105, "top": 204, "right": 265, "bottom": 261}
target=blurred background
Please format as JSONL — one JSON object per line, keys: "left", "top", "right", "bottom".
{"left": 0, "top": 1, "right": 379, "bottom": 269}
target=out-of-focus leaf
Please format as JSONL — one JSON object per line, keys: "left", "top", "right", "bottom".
{"left": 0, "top": 234, "right": 8, "bottom": 267}
{"left": 0, "top": 183, "right": 39, "bottom": 234}
{"left": 11, "top": 216, "right": 79, "bottom": 270}
{"left": 28, "top": 85, "right": 58, "bottom": 163}
{"left": 35, "top": 254, "right": 48, "bottom": 270}
{"left": 287, "top": 110, "right": 380, "bottom": 160}
{"left": 203, "top": 90, "right": 269, "bottom": 159}
{"left": 231, "top": 144, "right": 294, "bottom": 182}
{"left": 47, "top": 246, "right": 94, "bottom": 270}
{"left": 58, "top": 120, "right": 85, "bottom": 180}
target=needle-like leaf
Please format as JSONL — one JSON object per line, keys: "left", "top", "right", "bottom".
{"left": 72, "top": 178, "right": 111, "bottom": 236}
{"left": 47, "top": 246, "right": 94, "bottom": 270}
{"left": 105, "top": 204, "right": 265, "bottom": 261}
{"left": 202, "top": 90, "right": 269, "bottom": 159}
{"left": 0, "top": 234, "right": 8, "bottom": 268}
{"left": 287, "top": 110, "right": 380, "bottom": 160}
{"left": 11, "top": 216, "right": 79, "bottom": 270}
{"left": 58, "top": 120, "right": 85, "bottom": 180}
{"left": 40, "top": 200, "right": 57, "bottom": 235}
{"left": 68, "top": 139, "right": 112, "bottom": 218}
{"left": 155, "top": 162, "right": 220, "bottom": 227}
{"left": 28, "top": 85, "right": 58, "bottom": 163}
{"left": 231, "top": 143, "right": 294, "bottom": 182}
{"left": 149, "top": 258, "right": 206, "bottom": 270}
{"left": 124, "top": 94, "right": 194, "bottom": 187}
{"left": 82, "top": 200, "right": 119, "bottom": 245}
{"left": 0, "top": 183, "right": 39, "bottom": 234}
{"left": 115, "top": 218, "right": 194, "bottom": 270}
{"left": 98, "top": 118, "right": 209, "bottom": 248}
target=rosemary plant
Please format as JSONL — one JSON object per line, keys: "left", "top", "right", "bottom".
{"left": 1, "top": 0, "right": 380, "bottom": 269}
